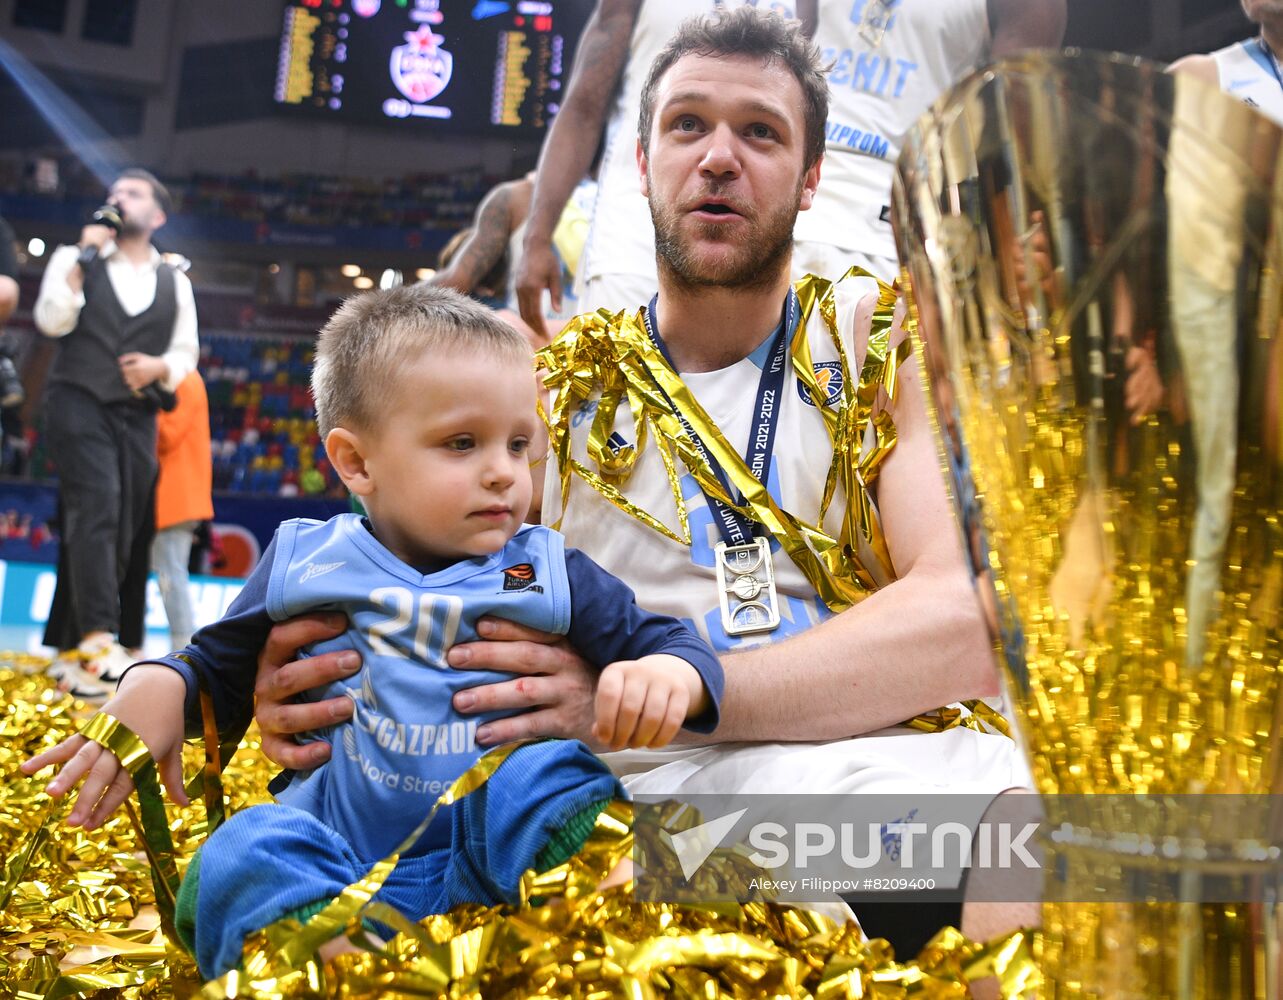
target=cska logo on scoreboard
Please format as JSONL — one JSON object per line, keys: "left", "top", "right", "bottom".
{"left": 390, "top": 25, "right": 454, "bottom": 103}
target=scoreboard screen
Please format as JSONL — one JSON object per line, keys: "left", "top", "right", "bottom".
{"left": 274, "top": 0, "right": 590, "bottom": 136}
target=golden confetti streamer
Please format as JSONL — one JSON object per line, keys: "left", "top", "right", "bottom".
{"left": 0, "top": 654, "right": 268, "bottom": 996}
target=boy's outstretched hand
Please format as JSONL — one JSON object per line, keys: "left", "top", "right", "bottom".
{"left": 21, "top": 665, "right": 190, "bottom": 829}
{"left": 592, "top": 654, "right": 708, "bottom": 751}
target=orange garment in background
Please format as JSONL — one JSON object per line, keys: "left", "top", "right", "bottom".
{"left": 157, "top": 371, "right": 214, "bottom": 530}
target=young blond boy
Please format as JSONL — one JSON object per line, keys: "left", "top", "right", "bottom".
{"left": 24, "top": 285, "right": 722, "bottom": 977}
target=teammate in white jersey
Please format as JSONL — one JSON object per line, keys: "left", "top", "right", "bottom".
{"left": 512, "top": 0, "right": 814, "bottom": 340}
{"left": 1169, "top": 0, "right": 1283, "bottom": 126}
{"left": 793, "top": 0, "right": 1065, "bottom": 283}
{"left": 257, "top": 7, "right": 1036, "bottom": 960}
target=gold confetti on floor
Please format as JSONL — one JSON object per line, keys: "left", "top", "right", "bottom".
{"left": 0, "top": 655, "right": 1038, "bottom": 999}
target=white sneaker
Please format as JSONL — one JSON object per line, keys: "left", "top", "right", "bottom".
{"left": 79, "top": 638, "right": 135, "bottom": 684}
{"left": 47, "top": 652, "right": 112, "bottom": 703}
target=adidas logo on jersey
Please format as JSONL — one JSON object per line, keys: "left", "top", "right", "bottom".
{"left": 501, "top": 563, "right": 543, "bottom": 593}
{"left": 300, "top": 560, "right": 346, "bottom": 584}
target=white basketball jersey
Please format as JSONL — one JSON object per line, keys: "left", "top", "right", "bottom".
{"left": 1212, "top": 38, "right": 1283, "bottom": 126}
{"left": 792, "top": 0, "right": 989, "bottom": 261}
{"left": 545, "top": 279, "right": 877, "bottom": 654}
{"left": 582, "top": 0, "right": 798, "bottom": 285}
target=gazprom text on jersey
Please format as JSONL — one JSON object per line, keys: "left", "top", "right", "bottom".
{"left": 825, "top": 120, "right": 891, "bottom": 158}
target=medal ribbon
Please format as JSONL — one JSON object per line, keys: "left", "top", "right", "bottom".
{"left": 77, "top": 712, "right": 184, "bottom": 942}
{"left": 641, "top": 292, "right": 793, "bottom": 548}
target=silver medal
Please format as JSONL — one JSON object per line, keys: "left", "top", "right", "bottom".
{"left": 715, "top": 538, "right": 781, "bottom": 636}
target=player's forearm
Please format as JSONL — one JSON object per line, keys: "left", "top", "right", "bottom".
{"left": 525, "top": 123, "right": 594, "bottom": 243}
{"left": 707, "top": 564, "right": 1000, "bottom": 743}
{"left": 430, "top": 188, "right": 511, "bottom": 293}
{"left": 430, "top": 266, "right": 473, "bottom": 293}
{"left": 524, "top": 2, "right": 636, "bottom": 242}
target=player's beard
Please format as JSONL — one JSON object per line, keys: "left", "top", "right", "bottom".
{"left": 649, "top": 175, "right": 800, "bottom": 294}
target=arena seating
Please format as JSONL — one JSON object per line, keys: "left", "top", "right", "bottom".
{"left": 5, "top": 165, "right": 495, "bottom": 232}
{"left": 178, "top": 170, "right": 493, "bottom": 229}
{"left": 202, "top": 330, "right": 339, "bottom": 498}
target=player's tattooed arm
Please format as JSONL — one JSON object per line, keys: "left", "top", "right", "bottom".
{"left": 431, "top": 184, "right": 515, "bottom": 294}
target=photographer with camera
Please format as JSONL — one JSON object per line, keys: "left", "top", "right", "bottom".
{"left": 33, "top": 168, "right": 198, "bottom": 698}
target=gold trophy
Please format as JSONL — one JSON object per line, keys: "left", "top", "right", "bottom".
{"left": 895, "top": 51, "right": 1283, "bottom": 997}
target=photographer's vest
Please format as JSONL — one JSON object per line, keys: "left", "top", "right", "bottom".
{"left": 49, "top": 255, "right": 176, "bottom": 405}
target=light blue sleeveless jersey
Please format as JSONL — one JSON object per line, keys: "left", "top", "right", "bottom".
{"left": 268, "top": 514, "right": 572, "bottom": 858}
{"left": 156, "top": 512, "right": 722, "bottom": 860}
